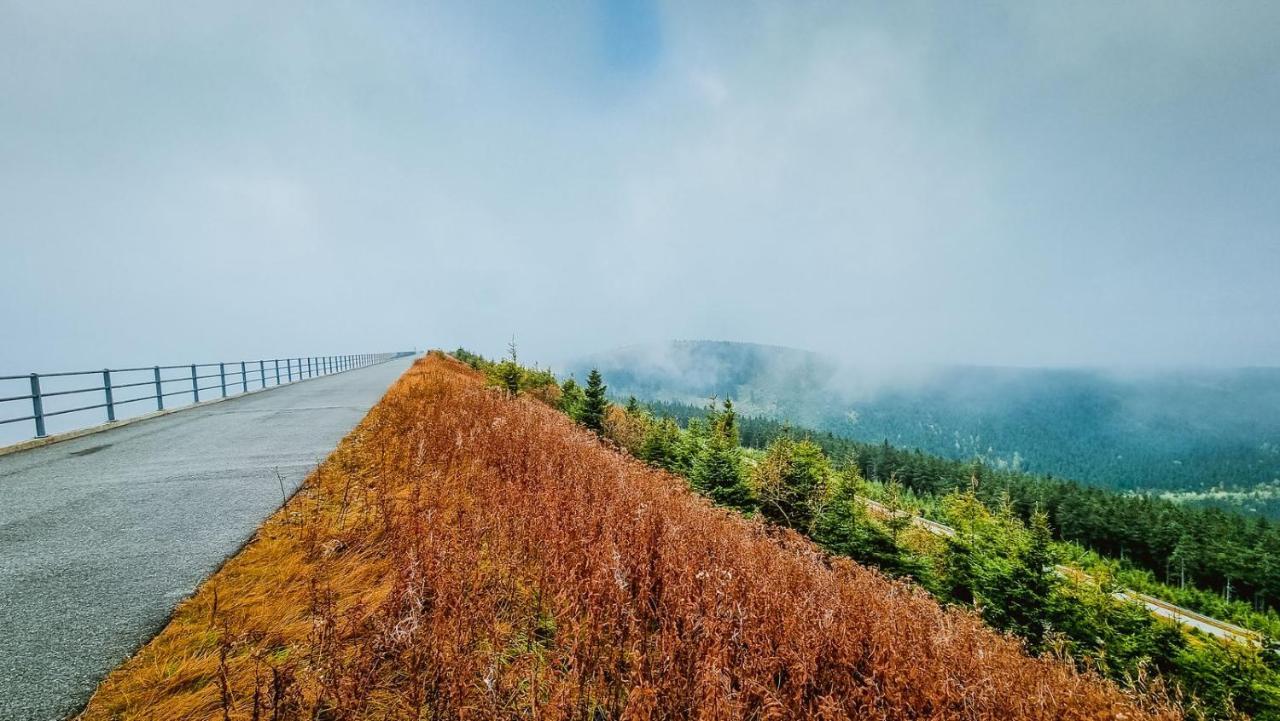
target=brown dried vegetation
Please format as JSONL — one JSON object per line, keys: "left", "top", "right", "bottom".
{"left": 79, "top": 352, "right": 1179, "bottom": 720}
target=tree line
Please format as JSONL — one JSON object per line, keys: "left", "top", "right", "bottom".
{"left": 452, "top": 348, "right": 1280, "bottom": 719}
{"left": 640, "top": 397, "right": 1280, "bottom": 613}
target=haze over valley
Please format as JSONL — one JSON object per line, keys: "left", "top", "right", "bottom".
{"left": 570, "top": 340, "right": 1280, "bottom": 515}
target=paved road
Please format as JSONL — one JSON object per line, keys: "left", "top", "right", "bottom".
{"left": 860, "top": 497, "right": 1260, "bottom": 645}
{"left": 0, "top": 356, "right": 415, "bottom": 720}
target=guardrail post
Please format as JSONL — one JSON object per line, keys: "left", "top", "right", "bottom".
{"left": 275, "top": 359, "right": 281, "bottom": 385}
{"left": 30, "top": 373, "right": 46, "bottom": 438}
{"left": 241, "top": 361, "right": 248, "bottom": 393}
{"left": 219, "top": 362, "right": 227, "bottom": 397}
{"left": 154, "top": 366, "right": 164, "bottom": 410}
{"left": 103, "top": 369, "right": 116, "bottom": 422}
{"left": 260, "top": 360, "right": 266, "bottom": 389}
{"left": 191, "top": 364, "right": 199, "bottom": 402}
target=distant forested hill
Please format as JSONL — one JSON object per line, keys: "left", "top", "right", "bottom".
{"left": 567, "top": 341, "right": 1280, "bottom": 514}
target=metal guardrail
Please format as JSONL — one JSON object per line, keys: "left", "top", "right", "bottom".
{"left": 0, "top": 351, "right": 415, "bottom": 441}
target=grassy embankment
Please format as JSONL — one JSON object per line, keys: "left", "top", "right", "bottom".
{"left": 79, "top": 352, "right": 1178, "bottom": 720}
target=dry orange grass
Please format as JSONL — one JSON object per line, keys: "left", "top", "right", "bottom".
{"left": 78, "top": 352, "right": 1179, "bottom": 720}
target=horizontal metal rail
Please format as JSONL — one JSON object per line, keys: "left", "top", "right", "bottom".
{"left": 0, "top": 351, "right": 413, "bottom": 441}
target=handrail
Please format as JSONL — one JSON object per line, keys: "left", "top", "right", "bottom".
{"left": 0, "top": 351, "right": 414, "bottom": 441}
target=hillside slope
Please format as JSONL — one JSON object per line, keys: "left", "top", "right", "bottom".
{"left": 80, "top": 352, "right": 1174, "bottom": 720}
{"left": 570, "top": 341, "right": 1280, "bottom": 506}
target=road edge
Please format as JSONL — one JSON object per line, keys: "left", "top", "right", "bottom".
{"left": 0, "top": 362, "right": 406, "bottom": 459}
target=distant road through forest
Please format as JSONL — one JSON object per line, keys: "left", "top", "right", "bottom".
{"left": 0, "top": 355, "right": 416, "bottom": 720}
{"left": 860, "top": 498, "right": 1260, "bottom": 646}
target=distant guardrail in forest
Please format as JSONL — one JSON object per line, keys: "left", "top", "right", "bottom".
{"left": 860, "top": 497, "right": 1262, "bottom": 646}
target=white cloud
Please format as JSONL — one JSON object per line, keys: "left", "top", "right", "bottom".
{"left": 0, "top": 1, "right": 1276, "bottom": 369}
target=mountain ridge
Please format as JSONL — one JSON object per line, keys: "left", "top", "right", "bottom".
{"left": 568, "top": 340, "right": 1280, "bottom": 510}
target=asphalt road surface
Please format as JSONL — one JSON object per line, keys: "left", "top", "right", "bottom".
{"left": 0, "top": 355, "right": 415, "bottom": 720}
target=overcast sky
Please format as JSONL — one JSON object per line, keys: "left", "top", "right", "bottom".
{"left": 2, "top": 0, "right": 1278, "bottom": 372}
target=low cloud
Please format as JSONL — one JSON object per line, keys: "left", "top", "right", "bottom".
{"left": 2, "top": 1, "right": 1277, "bottom": 371}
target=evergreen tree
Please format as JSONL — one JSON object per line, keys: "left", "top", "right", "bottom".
{"left": 579, "top": 368, "right": 609, "bottom": 433}
{"left": 812, "top": 466, "right": 921, "bottom": 578}
{"left": 882, "top": 477, "right": 912, "bottom": 544}
{"left": 559, "top": 377, "right": 585, "bottom": 418}
{"left": 677, "top": 417, "right": 707, "bottom": 477}
{"left": 639, "top": 417, "right": 684, "bottom": 472}
{"left": 754, "top": 435, "right": 830, "bottom": 531}
{"left": 690, "top": 401, "right": 753, "bottom": 512}
{"left": 1005, "top": 509, "right": 1058, "bottom": 650}
{"left": 493, "top": 338, "right": 522, "bottom": 395}
{"left": 941, "top": 531, "right": 980, "bottom": 606}
{"left": 940, "top": 492, "right": 989, "bottom": 606}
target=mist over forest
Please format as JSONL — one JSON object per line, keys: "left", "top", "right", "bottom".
{"left": 570, "top": 341, "right": 1280, "bottom": 515}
